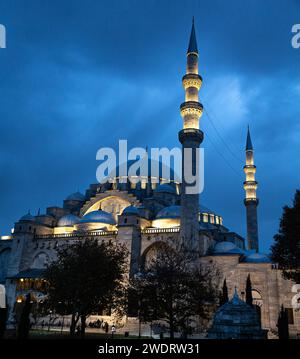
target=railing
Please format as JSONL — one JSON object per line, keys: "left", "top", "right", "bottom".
{"left": 34, "top": 231, "right": 118, "bottom": 240}
{"left": 142, "top": 227, "right": 180, "bottom": 234}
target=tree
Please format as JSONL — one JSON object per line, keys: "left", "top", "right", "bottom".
{"left": 271, "top": 189, "right": 300, "bottom": 283}
{"left": 130, "top": 245, "right": 220, "bottom": 339}
{"left": 44, "top": 239, "right": 127, "bottom": 337}
{"left": 0, "top": 308, "right": 7, "bottom": 339}
{"left": 246, "top": 274, "right": 253, "bottom": 307}
{"left": 277, "top": 305, "right": 289, "bottom": 339}
{"left": 17, "top": 293, "right": 32, "bottom": 339}
{"left": 219, "top": 278, "right": 229, "bottom": 306}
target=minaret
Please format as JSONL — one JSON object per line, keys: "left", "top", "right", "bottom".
{"left": 243, "top": 126, "right": 259, "bottom": 252}
{"left": 179, "top": 19, "right": 203, "bottom": 253}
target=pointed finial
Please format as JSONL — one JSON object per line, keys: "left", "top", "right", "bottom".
{"left": 187, "top": 17, "right": 198, "bottom": 54}
{"left": 232, "top": 287, "right": 240, "bottom": 304}
{"left": 246, "top": 125, "right": 253, "bottom": 151}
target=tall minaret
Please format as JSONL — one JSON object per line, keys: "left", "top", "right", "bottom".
{"left": 179, "top": 19, "right": 203, "bottom": 253}
{"left": 243, "top": 126, "right": 259, "bottom": 252}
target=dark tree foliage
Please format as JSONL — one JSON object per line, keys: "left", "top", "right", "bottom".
{"left": 271, "top": 190, "right": 300, "bottom": 283}
{"left": 277, "top": 305, "right": 289, "bottom": 339}
{"left": 219, "top": 278, "right": 229, "bottom": 306}
{"left": 0, "top": 308, "right": 7, "bottom": 339}
{"left": 130, "top": 245, "right": 220, "bottom": 339}
{"left": 44, "top": 239, "right": 127, "bottom": 337}
{"left": 17, "top": 293, "right": 32, "bottom": 339}
{"left": 246, "top": 274, "right": 253, "bottom": 307}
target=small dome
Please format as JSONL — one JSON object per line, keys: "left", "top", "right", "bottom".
{"left": 208, "top": 289, "right": 266, "bottom": 339}
{"left": 154, "top": 184, "right": 176, "bottom": 194}
{"left": 81, "top": 210, "right": 116, "bottom": 225}
{"left": 244, "top": 253, "right": 270, "bottom": 263}
{"left": 156, "top": 205, "right": 181, "bottom": 219}
{"left": 57, "top": 214, "right": 80, "bottom": 227}
{"left": 65, "top": 192, "right": 85, "bottom": 201}
{"left": 122, "top": 206, "right": 139, "bottom": 215}
{"left": 213, "top": 241, "right": 244, "bottom": 255}
{"left": 19, "top": 213, "right": 35, "bottom": 222}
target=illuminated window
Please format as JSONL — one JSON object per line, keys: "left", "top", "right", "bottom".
{"left": 203, "top": 213, "right": 208, "bottom": 223}
{"left": 141, "top": 181, "right": 147, "bottom": 189}
{"left": 215, "top": 216, "right": 219, "bottom": 225}
{"left": 210, "top": 215, "right": 215, "bottom": 224}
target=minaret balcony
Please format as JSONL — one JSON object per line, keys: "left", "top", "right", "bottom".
{"left": 243, "top": 181, "right": 258, "bottom": 191}
{"left": 244, "top": 198, "right": 259, "bottom": 205}
{"left": 243, "top": 165, "right": 256, "bottom": 174}
{"left": 180, "top": 101, "right": 203, "bottom": 118}
{"left": 178, "top": 128, "right": 204, "bottom": 144}
{"left": 182, "top": 74, "right": 202, "bottom": 90}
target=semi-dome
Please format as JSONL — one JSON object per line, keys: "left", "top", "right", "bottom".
{"left": 57, "top": 214, "right": 80, "bottom": 227}
{"left": 213, "top": 241, "right": 244, "bottom": 255}
{"left": 154, "top": 184, "right": 176, "bottom": 194}
{"left": 65, "top": 192, "right": 85, "bottom": 201}
{"left": 80, "top": 210, "right": 116, "bottom": 225}
{"left": 19, "top": 213, "right": 35, "bottom": 222}
{"left": 156, "top": 205, "right": 181, "bottom": 219}
{"left": 243, "top": 252, "right": 270, "bottom": 263}
{"left": 122, "top": 205, "right": 139, "bottom": 215}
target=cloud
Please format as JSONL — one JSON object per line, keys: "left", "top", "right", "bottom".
{"left": 0, "top": 0, "right": 300, "bottom": 254}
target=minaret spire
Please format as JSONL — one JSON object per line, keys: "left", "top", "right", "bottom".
{"left": 187, "top": 17, "right": 198, "bottom": 54}
{"left": 243, "top": 126, "right": 259, "bottom": 252}
{"left": 246, "top": 125, "right": 253, "bottom": 151}
{"left": 179, "top": 20, "right": 203, "bottom": 253}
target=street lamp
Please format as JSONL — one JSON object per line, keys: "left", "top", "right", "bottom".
{"left": 111, "top": 324, "right": 116, "bottom": 339}
{"left": 48, "top": 310, "right": 52, "bottom": 332}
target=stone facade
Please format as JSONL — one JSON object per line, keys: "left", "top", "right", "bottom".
{"left": 0, "top": 21, "right": 299, "bottom": 339}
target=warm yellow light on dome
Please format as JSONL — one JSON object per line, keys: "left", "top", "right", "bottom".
{"left": 54, "top": 226, "right": 75, "bottom": 235}
{"left": 152, "top": 218, "right": 180, "bottom": 229}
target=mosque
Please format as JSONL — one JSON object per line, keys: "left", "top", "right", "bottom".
{"left": 0, "top": 21, "right": 299, "bottom": 338}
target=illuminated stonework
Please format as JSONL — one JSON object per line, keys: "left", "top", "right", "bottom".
{"left": 243, "top": 127, "right": 259, "bottom": 252}
{"left": 182, "top": 74, "right": 202, "bottom": 91}
{"left": 180, "top": 22, "right": 203, "bottom": 131}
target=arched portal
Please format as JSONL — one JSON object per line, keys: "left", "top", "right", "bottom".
{"left": 141, "top": 241, "right": 173, "bottom": 270}
{"left": 252, "top": 289, "right": 263, "bottom": 321}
